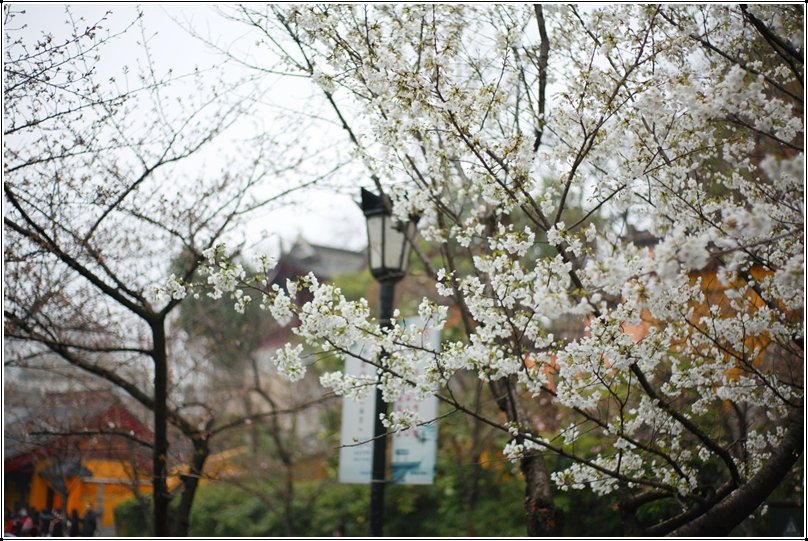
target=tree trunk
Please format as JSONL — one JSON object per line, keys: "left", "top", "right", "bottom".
{"left": 173, "top": 437, "right": 210, "bottom": 536}
{"left": 490, "top": 377, "right": 563, "bottom": 536}
{"left": 151, "top": 319, "right": 170, "bottom": 537}
{"left": 463, "top": 381, "right": 485, "bottom": 536}
{"left": 464, "top": 454, "right": 483, "bottom": 536}
{"left": 521, "top": 451, "right": 563, "bottom": 536}
{"left": 668, "top": 410, "right": 802, "bottom": 536}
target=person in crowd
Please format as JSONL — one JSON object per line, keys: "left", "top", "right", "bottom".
{"left": 68, "top": 509, "right": 81, "bottom": 537}
{"left": 49, "top": 509, "right": 65, "bottom": 537}
{"left": 81, "top": 503, "right": 97, "bottom": 537}
{"left": 39, "top": 508, "right": 52, "bottom": 536}
{"left": 9, "top": 509, "right": 22, "bottom": 536}
{"left": 32, "top": 508, "right": 43, "bottom": 537}
{"left": 332, "top": 520, "right": 347, "bottom": 536}
{"left": 18, "top": 507, "right": 34, "bottom": 536}
{"left": 3, "top": 508, "right": 16, "bottom": 535}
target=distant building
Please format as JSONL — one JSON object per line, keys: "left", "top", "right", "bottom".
{"left": 4, "top": 390, "right": 244, "bottom": 533}
{"left": 285, "top": 236, "right": 367, "bottom": 279}
{"left": 257, "top": 237, "right": 365, "bottom": 352}
{"left": 249, "top": 238, "right": 366, "bottom": 452}
{"left": 4, "top": 392, "right": 153, "bottom": 531}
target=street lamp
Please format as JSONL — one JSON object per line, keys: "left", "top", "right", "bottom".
{"left": 360, "top": 187, "right": 416, "bottom": 537}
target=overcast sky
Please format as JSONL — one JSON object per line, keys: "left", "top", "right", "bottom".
{"left": 12, "top": 3, "right": 369, "bottom": 254}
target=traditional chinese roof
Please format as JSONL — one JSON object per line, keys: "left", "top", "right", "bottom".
{"left": 285, "top": 236, "right": 366, "bottom": 280}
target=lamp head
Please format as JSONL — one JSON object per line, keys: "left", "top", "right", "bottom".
{"left": 360, "top": 188, "right": 416, "bottom": 282}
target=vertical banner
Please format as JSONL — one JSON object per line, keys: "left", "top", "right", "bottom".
{"left": 338, "top": 342, "right": 376, "bottom": 483}
{"left": 390, "top": 316, "right": 440, "bottom": 485}
{"left": 338, "top": 318, "right": 441, "bottom": 485}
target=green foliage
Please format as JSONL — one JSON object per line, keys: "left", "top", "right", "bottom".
{"left": 294, "top": 482, "right": 370, "bottom": 536}
{"left": 113, "top": 456, "right": 527, "bottom": 536}
{"left": 114, "top": 497, "right": 153, "bottom": 537}
{"left": 114, "top": 493, "right": 180, "bottom": 537}
{"left": 187, "top": 483, "right": 281, "bottom": 536}
{"left": 330, "top": 267, "right": 374, "bottom": 302}
{"left": 385, "top": 458, "right": 525, "bottom": 537}
{"left": 114, "top": 461, "right": 801, "bottom": 536}
{"left": 178, "top": 469, "right": 525, "bottom": 536}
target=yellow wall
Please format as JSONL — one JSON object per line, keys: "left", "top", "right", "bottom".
{"left": 99, "top": 483, "right": 143, "bottom": 527}
{"left": 16, "top": 449, "right": 242, "bottom": 528}
{"left": 27, "top": 465, "right": 53, "bottom": 512}
{"left": 22, "top": 457, "right": 151, "bottom": 528}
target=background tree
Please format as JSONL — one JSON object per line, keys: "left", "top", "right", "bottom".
{"left": 196, "top": 4, "right": 804, "bottom": 536}
{"left": 3, "top": 5, "right": 319, "bottom": 535}
{"left": 175, "top": 251, "right": 345, "bottom": 536}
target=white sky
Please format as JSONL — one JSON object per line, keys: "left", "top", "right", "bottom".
{"left": 10, "top": 3, "right": 369, "bottom": 254}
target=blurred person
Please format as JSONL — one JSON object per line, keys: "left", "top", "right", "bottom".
{"left": 18, "top": 508, "right": 33, "bottom": 536}
{"left": 68, "top": 509, "right": 80, "bottom": 537}
{"left": 10, "top": 510, "right": 22, "bottom": 536}
{"left": 81, "top": 503, "right": 97, "bottom": 537}
{"left": 39, "top": 508, "right": 52, "bottom": 536}
{"left": 49, "top": 509, "right": 65, "bottom": 537}
{"left": 31, "top": 508, "right": 42, "bottom": 537}
{"left": 4, "top": 508, "right": 16, "bottom": 534}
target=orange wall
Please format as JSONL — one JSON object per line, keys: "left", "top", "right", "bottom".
{"left": 22, "top": 458, "right": 151, "bottom": 528}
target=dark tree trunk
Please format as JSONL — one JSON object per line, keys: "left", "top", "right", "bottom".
{"left": 151, "top": 319, "right": 170, "bottom": 537}
{"left": 490, "top": 377, "right": 563, "bottom": 536}
{"left": 464, "top": 454, "right": 483, "bottom": 536}
{"left": 521, "top": 452, "right": 564, "bottom": 536}
{"left": 463, "top": 381, "right": 485, "bottom": 536}
{"left": 173, "top": 437, "right": 210, "bottom": 536}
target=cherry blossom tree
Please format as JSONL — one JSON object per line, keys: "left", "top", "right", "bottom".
{"left": 3, "top": 5, "right": 321, "bottom": 535}
{"left": 183, "top": 4, "right": 803, "bottom": 536}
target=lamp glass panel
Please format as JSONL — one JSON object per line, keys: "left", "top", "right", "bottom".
{"left": 399, "top": 222, "right": 416, "bottom": 272}
{"left": 383, "top": 218, "right": 407, "bottom": 271}
{"left": 366, "top": 214, "right": 385, "bottom": 271}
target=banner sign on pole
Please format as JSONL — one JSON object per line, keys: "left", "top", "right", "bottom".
{"left": 338, "top": 316, "right": 441, "bottom": 485}
{"left": 390, "top": 316, "right": 440, "bottom": 485}
{"left": 338, "top": 342, "right": 376, "bottom": 484}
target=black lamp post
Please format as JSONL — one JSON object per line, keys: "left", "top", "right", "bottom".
{"left": 360, "top": 187, "right": 416, "bottom": 537}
